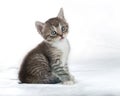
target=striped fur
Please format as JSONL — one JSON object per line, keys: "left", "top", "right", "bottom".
{"left": 19, "top": 8, "right": 74, "bottom": 84}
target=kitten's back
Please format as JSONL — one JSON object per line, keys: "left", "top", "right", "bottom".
{"left": 19, "top": 42, "right": 61, "bottom": 84}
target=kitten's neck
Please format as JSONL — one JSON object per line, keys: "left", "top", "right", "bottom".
{"left": 44, "top": 38, "right": 68, "bottom": 45}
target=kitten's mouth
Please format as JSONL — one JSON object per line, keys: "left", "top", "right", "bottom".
{"left": 60, "top": 35, "right": 64, "bottom": 40}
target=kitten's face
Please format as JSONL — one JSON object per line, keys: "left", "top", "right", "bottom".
{"left": 43, "top": 17, "right": 68, "bottom": 42}
{"left": 35, "top": 8, "right": 69, "bottom": 43}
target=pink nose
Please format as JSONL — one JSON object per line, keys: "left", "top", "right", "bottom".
{"left": 60, "top": 35, "right": 64, "bottom": 39}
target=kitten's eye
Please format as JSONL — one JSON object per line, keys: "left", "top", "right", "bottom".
{"left": 61, "top": 26, "right": 65, "bottom": 32}
{"left": 51, "top": 31, "right": 56, "bottom": 35}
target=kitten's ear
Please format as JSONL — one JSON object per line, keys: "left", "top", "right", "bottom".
{"left": 57, "top": 8, "right": 65, "bottom": 20}
{"left": 35, "top": 21, "right": 44, "bottom": 34}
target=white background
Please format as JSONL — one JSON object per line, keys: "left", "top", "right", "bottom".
{"left": 0, "top": 0, "right": 120, "bottom": 69}
{"left": 0, "top": 0, "right": 120, "bottom": 95}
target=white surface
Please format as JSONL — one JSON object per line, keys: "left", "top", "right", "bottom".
{"left": 0, "top": 60, "right": 120, "bottom": 96}
{"left": 0, "top": 0, "right": 120, "bottom": 96}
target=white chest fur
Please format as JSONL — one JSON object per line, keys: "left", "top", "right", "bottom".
{"left": 52, "top": 38, "right": 70, "bottom": 66}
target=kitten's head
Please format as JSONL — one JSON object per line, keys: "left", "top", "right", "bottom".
{"left": 35, "top": 8, "right": 69, "bottom": 43}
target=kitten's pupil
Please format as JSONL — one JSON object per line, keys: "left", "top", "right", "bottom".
{"left": 51, "top": 31, "right": 56, "bottom": 35}
{"left": 61, "top": 26, "right": 65, "bottom": 32}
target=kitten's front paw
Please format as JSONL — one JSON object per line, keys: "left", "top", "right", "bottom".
{"left": 69, "top": 75, "right": 76, "bottom": 83}
{"left": 62, "top": 81, "right": 75, "bottom": 85}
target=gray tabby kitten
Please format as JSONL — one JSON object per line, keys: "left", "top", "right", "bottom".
{"left": 19, "top": 8, "right": 75, "bottom": 84}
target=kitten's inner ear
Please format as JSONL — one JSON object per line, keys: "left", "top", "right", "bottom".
{"left": 57, "top": 8, "right": 65, "bottom": 20}
{"left": 35, "top": 21, "right": 44, "bottom": 34}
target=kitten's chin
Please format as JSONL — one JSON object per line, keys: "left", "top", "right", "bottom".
{"left": 44, "top": 35, "right": 67, "bottom": 44}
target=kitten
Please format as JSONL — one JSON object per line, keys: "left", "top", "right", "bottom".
{"left": 19, "top": 8, "right": 75, "bottom": 84}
